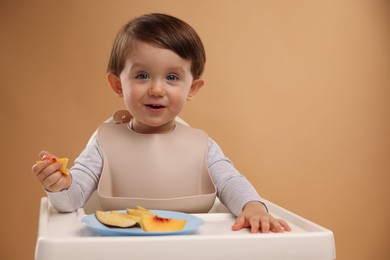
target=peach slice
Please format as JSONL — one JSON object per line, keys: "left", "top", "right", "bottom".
{"left": 36, "top": 157, "right": 70, "bottom": 175}
{"left": 95, "top": 210, "right": 137, "bottom": 228}
{"left": 140, "top": 214, "right": 187, "bottom": 232}
{"left": 56, "top": 158, "right": 70, "bottom": 175}
{"left": 126, "top": 207, "right": 155, "bottom": 218}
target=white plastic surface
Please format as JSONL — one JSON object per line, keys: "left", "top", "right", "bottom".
{"left": 35, "top": 197, "right": 336, "bottom": 260}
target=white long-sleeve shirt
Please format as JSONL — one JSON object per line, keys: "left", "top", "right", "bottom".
{"left": 47, "top": 126, "right": 263, "bottom": 216}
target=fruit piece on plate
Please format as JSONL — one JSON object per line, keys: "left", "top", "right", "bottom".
{"left": 111, "top": 210, "right": 141, "bottom": 224}
{"left": 36, "top": 157, "right": 70, "bottom": 175}
{"left": 95, "top": 210, "right": 137, "bottom": 228}
{"left": 126, "top": 207, "right": 155, "bottom": 218}
{"left": 140, "top": 214, "right": 187, "bottom": 232}
{"left": 136, "top": 205, "right": 149, "bottom": 211}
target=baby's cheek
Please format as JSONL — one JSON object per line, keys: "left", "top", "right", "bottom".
{"left": 124, "top": 92, "right": 141, "bottom": 106}
{"left": 172, "top": 99, "right": 186, "bottom": 113}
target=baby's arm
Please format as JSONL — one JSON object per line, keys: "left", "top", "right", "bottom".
{"left": 207, "top": 138, "right": 291, "bottom": 233}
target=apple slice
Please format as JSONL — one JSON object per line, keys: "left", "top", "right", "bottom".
{"left": 136, "top": 205, "right": 149, "bottom": 211}
{"left": 95, "top": 210, "right": 137, "bottom": 228}
{"left": 111, "top": 210, "right": 141, "bottom": 224}
{"left": 126, "top": 207, "right": 155, "bottom": 218}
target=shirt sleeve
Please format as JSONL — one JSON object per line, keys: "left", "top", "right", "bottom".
{"left": 207, "top": 137, "right": 264, "bottom": 216}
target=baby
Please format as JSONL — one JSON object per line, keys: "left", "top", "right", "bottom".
{"left": 32, "top": 13, "right": 291, "bottom": 233}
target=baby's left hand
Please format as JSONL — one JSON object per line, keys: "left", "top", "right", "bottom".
{"left": 232, "top": 201, "right": 291, "bottom": 233}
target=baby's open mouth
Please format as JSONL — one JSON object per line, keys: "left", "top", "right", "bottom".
{"left": 146, "top": 104, "right": 165, "bottom": 109}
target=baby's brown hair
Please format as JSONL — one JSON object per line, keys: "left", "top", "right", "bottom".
{"left": 107, "top": 13, "right": 206, "bottom": 79}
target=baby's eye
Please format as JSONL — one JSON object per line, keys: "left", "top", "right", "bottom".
{"left": 136, "top": 73, "right": 149, "bottom": 80}
{"left": 166, "top": 74, "right": 179, "bottom": 81}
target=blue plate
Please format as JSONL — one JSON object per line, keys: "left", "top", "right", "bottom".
{"left": 81, "top": 210, "right": 204, "bottom": 236}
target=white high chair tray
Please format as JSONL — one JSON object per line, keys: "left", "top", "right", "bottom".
{"left": 35, "top": 197, "right": 335, "bottom": 260}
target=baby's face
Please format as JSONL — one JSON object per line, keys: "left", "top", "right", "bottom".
{"left": 118, "top": 41, "right": 197, "bottom": 134}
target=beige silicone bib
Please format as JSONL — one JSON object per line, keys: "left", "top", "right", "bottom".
{"left": 97, "top": 110, "right": 216, "bottom": 213}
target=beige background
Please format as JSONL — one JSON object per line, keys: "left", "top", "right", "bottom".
{"left": 1, "top": 0, "right": 389, "bottom": 259}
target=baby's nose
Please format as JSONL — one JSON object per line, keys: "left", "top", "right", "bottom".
{"left": 148, "top": 82, "right": 167, "bottom": 97}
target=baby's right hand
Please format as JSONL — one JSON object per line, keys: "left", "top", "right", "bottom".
{"left": 32, "top": 151, "right": 72, "bottom": 192}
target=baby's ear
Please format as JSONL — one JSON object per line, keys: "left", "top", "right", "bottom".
{"left": 187, "top": 79, "right": 204, "bottom": 100}
{"left": 107, "top": 73, "right": 123, "bottom": 97}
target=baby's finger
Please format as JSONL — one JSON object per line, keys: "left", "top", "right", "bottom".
{"left": 42, "top": 170, "right": 63, "bottom": 190}
{"left": 39, "top": 150, "right": 56, "bottom": 160}
{"left": 231, "top": 215, "right": 246, "bottom": 231}
{"left": 279, "top": 219, "right": 292, "bottom": 232}
{"left": 43, "top": 170, "right": 71, "bottom": 192}
{"left": 270, "top": 220, "right": 283, "bottom": 233}
{"left": 36, "top": 161, "right": 63, "bottom": 182}
{"left": 32, "top": 158, "right": 54, "bottom": 175}
{"left": 260, "top": 217, "right": 271, "bottom": 233}
{"left": 249, "top": 216, "right": 261, "bottom": 233}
